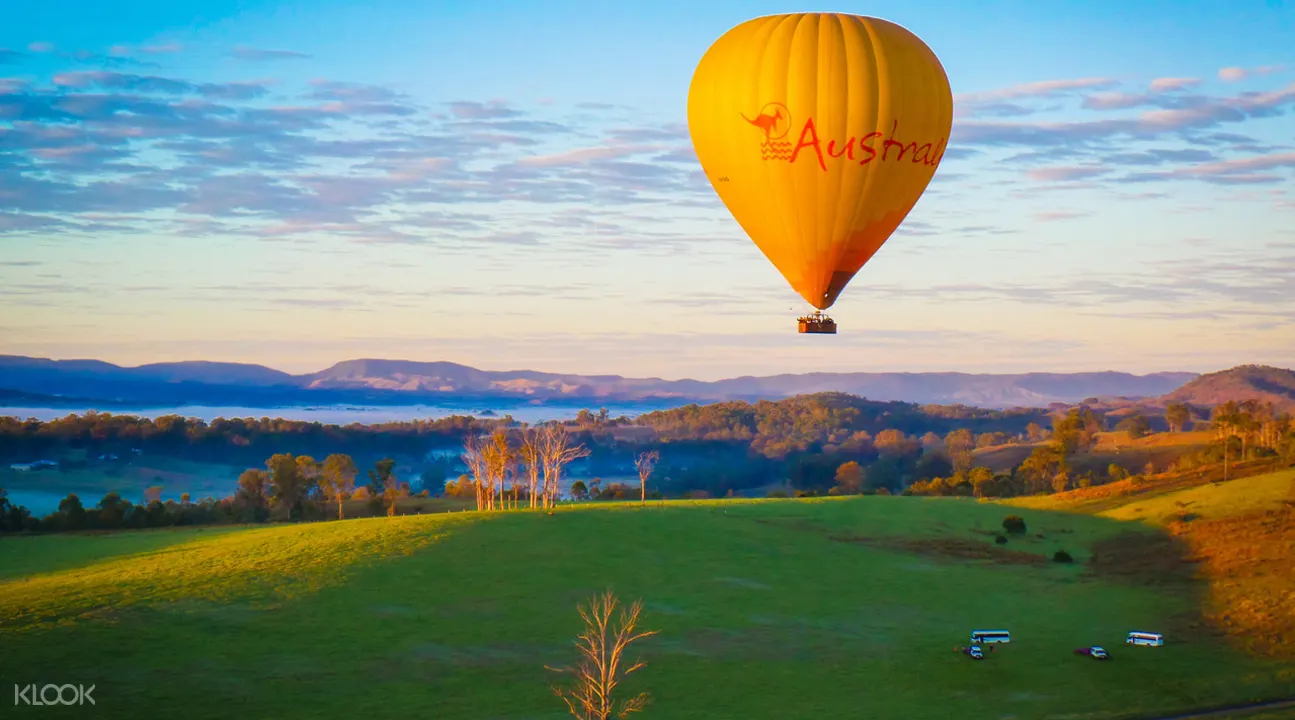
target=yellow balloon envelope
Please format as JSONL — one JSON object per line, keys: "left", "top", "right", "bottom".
{"left": 688, "top": 13, "right": 953, "bottom": 312}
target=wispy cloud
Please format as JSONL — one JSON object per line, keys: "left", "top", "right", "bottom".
{"left": 856, "top": 250, "right": 1295, "bottom": 308}
{"left": 1119, "top": 151, "right": 1295, "bottom": 185}
{"left": 1218, "top": 64, "right": 1285, "bottom": 82}
{"left": 1025, "top": 166, "right": 1110, "bottom": 182}
{"left": 515, "top": 145, "right": 650, "bottom": 167}
{"left": 107, "top": 42, "right": 184, "bottom": 57}
{"left": 447, "top": 100, "right": 521, "bottom": 120}
{"left": 957, "top": 77, "right": 1119, "bottom": 105}
{"left": 230, "top": 46, "right": 310, "bottom": 61}
{"left": 0, "top": 67, "right": 707, "bottom": 245}
{"left": 1148, "top": 77, "right": 1200, "bottom": 92}
{"left": 50, "top": 70, "right": 270, "bottom": 100}
{"left": 140, "top": 43, "right": 183, "bottom": 55}
{"left": 955, "top": 77, "right": 1118, "bottom": 117}
{"left": 1034, "top": 210, "right": 1090, "bottom": 222}
{"left": 955, "top": 80, "right": 1295, "bottom": 149}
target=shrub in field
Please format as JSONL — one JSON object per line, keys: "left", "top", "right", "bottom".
{"left": 1053, "top": 550, "right": 1074, "bottom": 563}
{"left": 994, "top": 535, "right": 1008, "bottom": 545}
{"left": 1002, "top": 515, "right": 1027, "bottom": 535}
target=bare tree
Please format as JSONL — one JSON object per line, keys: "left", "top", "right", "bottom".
{"left": 484, "top": 429, "right": 515, "bottom": 511}
{"left": 634, "top": 451, "right": 659, "bottom": 506}
{"left": 539, "top": 423, "right": 591, "bottom": 509}
{"left": 520, "top": 427, "right": 543, "bottom": 509}
{"left": 462, "top": 434, "right": 490, "bottom": 512}
{"left": 547, "top": 590, "right": 658, "bottom": 720}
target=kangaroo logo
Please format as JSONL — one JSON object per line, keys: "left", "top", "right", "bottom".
{"left": 741, "top": 102, "right": 792, "bottom": 160}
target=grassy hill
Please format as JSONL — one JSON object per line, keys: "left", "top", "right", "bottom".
{"left": 2, "top": 494, "right": 1293, "bottom": 719}
{"left": 1096, "top": 469, "right": 1293, "bottom": 525}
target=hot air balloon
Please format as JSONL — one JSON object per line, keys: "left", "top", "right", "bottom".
{"left": 687, "top": 13, "right": 953, "bottom": 334}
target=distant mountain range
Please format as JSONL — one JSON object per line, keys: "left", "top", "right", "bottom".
{"left": 0, "top": 354, "right": 1231, "bottom": 410}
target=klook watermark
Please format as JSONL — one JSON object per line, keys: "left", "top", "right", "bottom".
{"left": 13, "top": 684, "right": 96, "bottom": 706}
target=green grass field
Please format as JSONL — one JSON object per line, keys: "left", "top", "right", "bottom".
{"left": 2, "top": 495, "right": 1292, "bottom": 719}
{"left": 1007, "top": 468, "right": 1294, "bottom": 518}
{"left": 1095, "top": 469, "right": 1294, "bottom": 526}
{"left": 1218, "top": 710, "right": 1295, "bottom": 720}
{"left": 0, "top": 525, "right": 248, "bottom": 581}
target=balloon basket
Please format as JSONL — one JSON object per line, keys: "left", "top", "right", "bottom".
{"left": 797, "top": 312, "right": 837, "bottom": 334}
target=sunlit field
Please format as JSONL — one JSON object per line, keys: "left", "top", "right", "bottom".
{"left": 2, "top": 496, "right": 1291, "bottom": 719}
{"left": 1096, "top": 469, "right": 1294, "bottom": 525}
{"left": 0, "top": 525, "right": 247, "bottom": 581}
{"left": 1004, "top": 470, "right": 1295, "bottom": 660}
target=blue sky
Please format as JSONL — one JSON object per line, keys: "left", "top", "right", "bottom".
{"left": 1, "top": 0, "right": 1293, "bottom": 379}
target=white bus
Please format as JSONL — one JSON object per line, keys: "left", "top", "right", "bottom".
{"left": 970, "top": 630, "right": 1011, "bottom": 644}
{"left": 1126, "top": 631, "right": 1164, "bottom": 646}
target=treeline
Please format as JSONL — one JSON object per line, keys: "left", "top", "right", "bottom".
{"left": 0, "top": 394, "right": 1055, "bottom": 501}
{"left": 906, "top": 401, "right": 1295, "bottom": 498}
{"left": 0, "top": 452, "right": 417, "bottom": 533}
{"left": 6, "top": 398, "right": 1293, "bottom": 534}
{"left": 0, "top": 430, "right": 642, "bottom": 533}
{"left": 0, "top": 394, "right": 1049, "bottom": 465}
{"left": 0, "top": 412, "right": 519, "bottom": 466}
{"left": 635, "top": 394, "right": 1048, "bottom": 457}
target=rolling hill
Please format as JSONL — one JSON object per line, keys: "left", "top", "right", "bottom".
{"left": 1, "top": 496, "right": 1292, "bottom": 719}
{"left": 1159, "top": 365, "right": 1295, "bottom": 413}
{"left": 0, "top": 354, "right": 1203, "bottom": 409}
{"left": 1008, "top": 467, "right": 1295, "bottom": 660}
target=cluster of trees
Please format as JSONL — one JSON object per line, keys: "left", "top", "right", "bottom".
{"left": 1209, "top": 400, "right": 1294, "bottom": 475}
{"left": 907, "top": 405, "right": 1126, "bottom": 498}
{"left": 800, "top": 423, "right": 1058, "bottom": 498}
{"left": 634, "top": 394, "right": 1048, "bottom": 459}
{"left": 457, "top": 424, "right": 591, "bottom": 511}
{"left": 230, "top": 452, "right": 412, "bottom": 522}
{"left": 1109, "top": 402, "right": 1194, "bottom": 439}
{"left": 0, "top": 488, "right": 253, "bottom": 532}
{"left": 906, "top": 401, "right": 1294, "bottom": 499}
{"left": 450, "top": 426, "right": 662, "bottom": 511}
{"left": 631, "top": 400, "right": 1055, "bottom": 498}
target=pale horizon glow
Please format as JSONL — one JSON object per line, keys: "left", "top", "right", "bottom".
{"left": 2, "top": 0, "right": 1294, "bottom": 381}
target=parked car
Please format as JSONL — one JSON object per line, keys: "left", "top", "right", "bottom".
{"left": 964, "top": 645, "right": 984, "bottom": 660}
{"left": 1074, "top": 646, "right": 1110, "bottom": 660}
